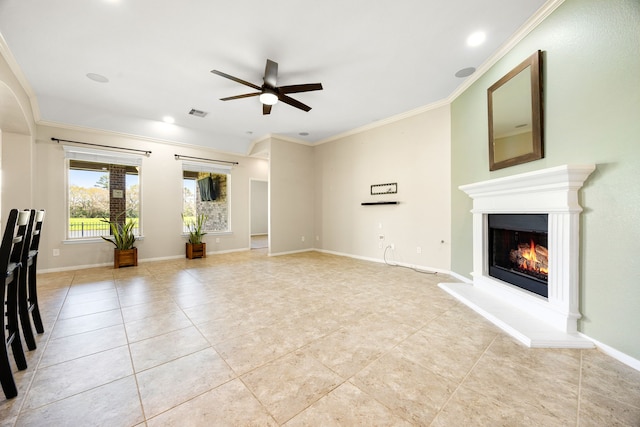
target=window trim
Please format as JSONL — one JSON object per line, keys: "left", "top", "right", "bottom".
{"left": 181, "top": 160, "right": 232, "bottom": 234}
{"left": 63, "top": 146, "right": 143, "bottom": 166}
{"left": 65, "top": 145, "right": 143, "bottom": 240}
{"left": 180, "top": 161, "right": 231, "bottom": 175}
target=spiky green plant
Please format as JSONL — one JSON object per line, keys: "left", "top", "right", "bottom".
{"left": 182, "top": 213, "right": 207, "bottom": 244}
{"left": 101, "top": 213, "right": 136, "bottom": 249}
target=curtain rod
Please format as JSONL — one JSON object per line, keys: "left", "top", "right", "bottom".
{"left": 52, "top": 138, "right": 152, "bottom": 156}
{"left": 174, "top": 154, "right": 238, "bottom": 165}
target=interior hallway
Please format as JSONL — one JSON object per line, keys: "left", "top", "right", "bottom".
{"left": 1, "top": 250, "right": 639, "bottom": 425}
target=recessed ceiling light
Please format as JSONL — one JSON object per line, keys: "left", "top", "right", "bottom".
{"left": 466, "top": 31, "right": 486, "bottom": 47}
{"left": 455, "top": 67, "right": 476, "bottom": 78}
{"left": 162, "top": 116, "right": 175, "bottom": 124}
{"left": 86, "top": 73, "right": 109, "bottom": 83}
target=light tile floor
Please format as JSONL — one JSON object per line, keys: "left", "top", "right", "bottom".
{"left": 2, "top": 250, "right": 639, "bottom": 426}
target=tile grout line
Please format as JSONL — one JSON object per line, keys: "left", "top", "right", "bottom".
{"left": 115, "top": 274, "right": 149, "bottom": 424}
{"left": 429, "top": 333, "right": 500, "bottom": 426}
{"left": 12, "top": 273, "right": 74, "bottom": 425}
{"left": 576, "top": 350, "right": 583, "bottom": 427}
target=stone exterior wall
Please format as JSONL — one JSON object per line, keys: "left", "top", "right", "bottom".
{"left": 109, "top": 164, "right": 126, "bottom": 225}
{"left": 195, "top": 173, "right": 228, "bottom": 231}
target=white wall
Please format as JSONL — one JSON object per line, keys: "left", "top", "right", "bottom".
{"left": 314, "top": 105, "right": 451, "bottom": 270}
{"left": 33, "top": 125, "right": 268, "bottom": 270}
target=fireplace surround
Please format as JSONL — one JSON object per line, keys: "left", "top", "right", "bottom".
{"left": 439, "top": 164, "right": 596, "bottom": 348}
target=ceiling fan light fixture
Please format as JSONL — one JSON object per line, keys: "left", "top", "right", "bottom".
{"left": 259, "top": 91, "right": 278, "bottom": 105}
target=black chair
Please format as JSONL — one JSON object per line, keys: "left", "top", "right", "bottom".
{"left": 1, "top": 209, "right": 30, "bottom": 399}
{"left": 28, "top": 210, "right": 46, "bottom": 338}
{"left": 18, "top": 209, "right": 41, "bottom": 351}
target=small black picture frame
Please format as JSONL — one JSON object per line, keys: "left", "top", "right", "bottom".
{"left": 371, "top": 183, "right": 397, "bottom": 195}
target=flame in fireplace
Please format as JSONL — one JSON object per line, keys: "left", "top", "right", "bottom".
{"left": 522, "top": 239, "right": 548, "bottom": 274}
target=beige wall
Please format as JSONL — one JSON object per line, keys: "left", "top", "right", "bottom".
{"left": 268, "top": 137, "right": 315, "bottom": 255}
{"left": 250, "top": 179, "right": 268, "bottom": 235}
{"left": 451, "top": 0, "right": 640, "bottom": 359}
{"left": 2, "top": 131, "right": 33, "bottom": 214}
{"left": 0, "top": 47, "right": 36, "bottom": 222}
{"left": 314, "top": 105, "right": 451, "bottom": 271}
{"left": 33, "top": 125, "right": 268, "bottom": 270}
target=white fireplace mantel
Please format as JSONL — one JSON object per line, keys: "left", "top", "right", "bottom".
{"left": 439, "top": 165, "right": 596, "bottom": 348}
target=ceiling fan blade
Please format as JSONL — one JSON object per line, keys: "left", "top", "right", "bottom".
{"left": 279, "top": 94, "right": 312, "bottom": 112}
{"left": 264, "top": 59, "right": 278, "bottom": 87}
{"left": 220, "top": 92, "right": 261, "bottom": 101}
{"left": 211, "top": 69, "right": 261, "bottom": 91}
{"left": 279, "top": 83, "right": 323, "bottom": 94}
{"left": 263, "top": 104, "right": 272, "bottom": 115}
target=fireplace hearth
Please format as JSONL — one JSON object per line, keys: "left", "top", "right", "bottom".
{"left": 439, "top": 165, "right": 596, "bottom": 348}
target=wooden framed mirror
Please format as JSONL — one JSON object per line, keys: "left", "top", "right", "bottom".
{"left": 488, "top": 50, "right": 543, "bottom": 171}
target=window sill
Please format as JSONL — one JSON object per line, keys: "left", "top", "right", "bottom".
{"left": 63, "top": 236, "right": 145, "bottom": 245}
{"left": 182, "top": 231, "right": 232, "bottom": 238}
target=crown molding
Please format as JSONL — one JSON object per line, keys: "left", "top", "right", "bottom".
{"left": 36, "top": 120, "right": 249, "bottom": 161}
{"left": 447, "top": 0, "right": 565, "bottom": 103}
{"left": 315, "top": 0, "right": 565, "bottom": 146}
{"left": 316, "top": 98, "right": 450, "bottom": 146}
{"left": 0, "top": 32, "right": 41, "bottom": 124}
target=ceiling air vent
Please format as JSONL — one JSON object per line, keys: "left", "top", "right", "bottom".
{"left": 188, "top": 108, "right": 208, "bottom": 118}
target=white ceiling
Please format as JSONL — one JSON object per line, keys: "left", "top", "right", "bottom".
{"left": 0, "top": 0, "right": 548, "bottom": 155}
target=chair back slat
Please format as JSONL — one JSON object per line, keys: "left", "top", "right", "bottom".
{"left": 29, "top": 210, "right": 45, "bottom": 252}
{"left": 10, "top": 210, "right": 35, "bottom": 264}
{"left": 0, "top": 209, "right": 20, "bottom": 275}
{"left": 17, "top": 211, "right": 30, "bottom": 226}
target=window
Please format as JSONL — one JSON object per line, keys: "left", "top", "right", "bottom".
{"left": 182, "top": 162, "right": 231, "bottom": 233}
{"left": 65, "top": 147, "right": 141, "bottom": 239}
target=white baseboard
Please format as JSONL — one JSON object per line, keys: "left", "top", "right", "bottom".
{"left": 315, "top": 248, "right": 383, "bottom": 264}
{"left": 581, "top": 333, "right": 640, "bottom": 372}
{"left": 37, "top": 248, "right": 251, "bottom": 274}
{"left": 268, "top": 248, "right": 314, "bottom": 257}
{"left": 315, "top": 248, "right": 449, "bottom": 275}
{"left": 445, "top": 270, "right": 473, "bottom": 283}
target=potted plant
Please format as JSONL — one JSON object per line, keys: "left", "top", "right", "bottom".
{"left": 101, "top": 213, "right": 138, "bottom": 268}
{"left": 182, "top": 213, "right": 207, "bottom": 259}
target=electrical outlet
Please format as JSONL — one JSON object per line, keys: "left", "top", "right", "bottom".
{"left": 301, "top": 236, "right": 305, "bottom": 242}
{"left": 316, "top": 236, "right": 319, "bottom": 241}
{"left": 215, "top": 237, "right": 220, "bottom": 243}
{"left": 416, "top": 246, "right": 422, "bottom": 254}
{"left": 53, "top": 249, "right": 60, "bottom": 257}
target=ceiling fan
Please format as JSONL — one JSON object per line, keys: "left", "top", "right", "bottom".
{"left": 211, "top": 59, "right": 323, "bottom": 115}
